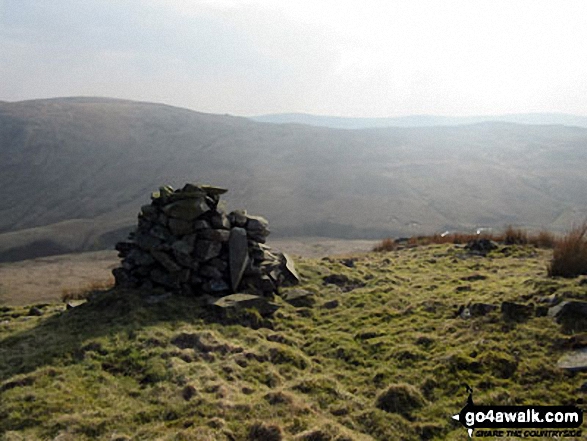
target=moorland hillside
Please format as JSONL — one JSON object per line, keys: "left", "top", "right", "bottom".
{"left": 1, "top": 97, "right": 587, "bottom": 261}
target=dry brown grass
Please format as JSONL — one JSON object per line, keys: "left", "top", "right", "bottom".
{"left": 372, "top": 238, "right": 397, "bottom": 252}
{"left": 373, "top": 232, "right": 496, "bottom": 251}
{"left": 530, "top": 230, "right": 558, "bottom": 249}
{"left": 60, "top": 280, "right": 114, "bottom": 302}
{"left": 373, "top": 226, "right": 559, "bottom": 252}
{"left": 548, "top": 221, "right": 587, "bottom": 278}
{"left": 503, "top": 225, "right": 528, "bottom": 245}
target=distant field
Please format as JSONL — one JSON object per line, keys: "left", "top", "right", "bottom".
{"left": 0, "top": 250, "right": 118, "bottom": 306}
{"left": 0, "top": 238, "right": 377, "bottom": 306}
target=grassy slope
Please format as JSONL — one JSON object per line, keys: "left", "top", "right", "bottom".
{"left": 1, "top": 244, "right": 586, "bottom": 440}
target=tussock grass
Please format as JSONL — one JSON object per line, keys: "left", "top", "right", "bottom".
{"left": 372, "top": 238, "right": 397, "bottom": 252}
{"left": 375, "top": 383, "right": 427, "bottom": 416}
{"left": 503, "top": 225, "right": 528, "bottom": 245}
{"left": 548, "top": 221, "right": 587, "bottom": 278}
{"left": 532, "top": 230, "right": 557, "bottom": 249}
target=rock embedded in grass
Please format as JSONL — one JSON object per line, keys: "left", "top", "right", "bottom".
{"left": 322, "top": 299, "right": 340, "bottom": 309}
{"left": 465, "top": 238, "right": 498, "bottom": 255}
{"left": 557, "top": 348, "right": 587, "bottom": 371}
{"left": 282, "top": 289, "right": 315, "bottom": 307}
{"left": 27, "top": 306, "right": 43, "bottom": 316}
{"left": 548, "top": 300, "right": 587, "bottom": 332}
{"left": 211, "top": 293, "right": 279, "bottom": 317}
{"left": 500, "top": 301, "right": 534, "bottom": 321}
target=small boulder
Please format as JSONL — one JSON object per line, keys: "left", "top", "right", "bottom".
{"left": 322, "top": 299, "right": 339, "bottom": 310}
{"left": 322, "top": 274, "right": 364, "bottom": 292}
{"left": 341, "top": 258, "right": 355, "bottom": 268}
{"left": 461, "top": 274, "right": 488, "bottom": 282}
{"left": 470, "top": 303, "right": 498, "bottom": 316}
{"left": 282, "top": 289, "right": 315, "bottom": 308}
{"left": 501, "top": 301, "right": 534, "bottom": 322}
{"left": 27, "top": 306, "right": 43, "bottom": 317}
{"left": 548, "top": 300, "right": 587, "bottom": 332}
{"left": 459, "top": 303, "right": 498, "bottom": 317}
{"left": 465, "top": 239, "right": 498, "bottom": 254}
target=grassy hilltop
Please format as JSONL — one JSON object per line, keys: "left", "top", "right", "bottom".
{"left": 1, "top": 242, "right": 587, "bottom": 440}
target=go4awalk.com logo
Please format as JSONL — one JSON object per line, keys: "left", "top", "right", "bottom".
{"left": 451, "top": 386, "right": 583, "bottom": 438}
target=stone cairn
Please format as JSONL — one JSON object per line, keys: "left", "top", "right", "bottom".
{"left": 113, "top": 184, "right": 299, "bottom": 302}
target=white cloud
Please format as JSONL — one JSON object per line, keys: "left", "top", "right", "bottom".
{"left": 1, "top": 0, "right": 586, "bottom": 116}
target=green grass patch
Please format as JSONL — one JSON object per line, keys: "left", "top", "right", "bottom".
{"left": 1, "top": 245, "right": 586, "bottom": 440}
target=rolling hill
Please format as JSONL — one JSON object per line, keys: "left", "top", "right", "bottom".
{"left": 1, "top": 97, "right": 587, "bottom": 261}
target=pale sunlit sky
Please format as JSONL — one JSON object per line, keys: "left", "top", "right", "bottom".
{"left": 1, "top": 0, "right": 586, "bottom": 117}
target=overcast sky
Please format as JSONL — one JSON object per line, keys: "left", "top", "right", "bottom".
{"left": 1, "top": 0, "right": 586, "bottom": 117}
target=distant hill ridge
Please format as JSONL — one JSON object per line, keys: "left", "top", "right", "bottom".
{"left": 1, "top": 97, "right": 587, "bottom": 261}
{"left": 250, "top": 112, "right": 587, "bottom": 129}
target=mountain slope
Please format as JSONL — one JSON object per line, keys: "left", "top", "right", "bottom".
{"left": 1, "top": 97, "right": 587, "bottom": 261}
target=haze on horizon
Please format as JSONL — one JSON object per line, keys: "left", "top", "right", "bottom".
{"left": 1, "top": 0, "right": 586, "bottom": 118}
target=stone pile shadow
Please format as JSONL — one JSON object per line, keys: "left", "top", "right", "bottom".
{"left": 0, "top": 288, "right": 264, "bottom": 384}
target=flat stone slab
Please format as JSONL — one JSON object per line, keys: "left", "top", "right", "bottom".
{"left": 282, "top": 289, "right": 315, "bottom": 307}
{"left": 557, "top": 348, "right": 587, "bottom": 371}
{"left": 211, "top": 293, "right": 279, "bottom": 316}
{"left": 200, "top": 184, "right": 228, "bottom": 195}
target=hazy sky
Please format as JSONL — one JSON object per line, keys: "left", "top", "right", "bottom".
{"left": 1, "top": 0, "right": 586, "bottom": 117}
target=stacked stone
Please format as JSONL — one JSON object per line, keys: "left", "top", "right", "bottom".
{"left": 113, "top": 183, "right": 299, "bottom": 297}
